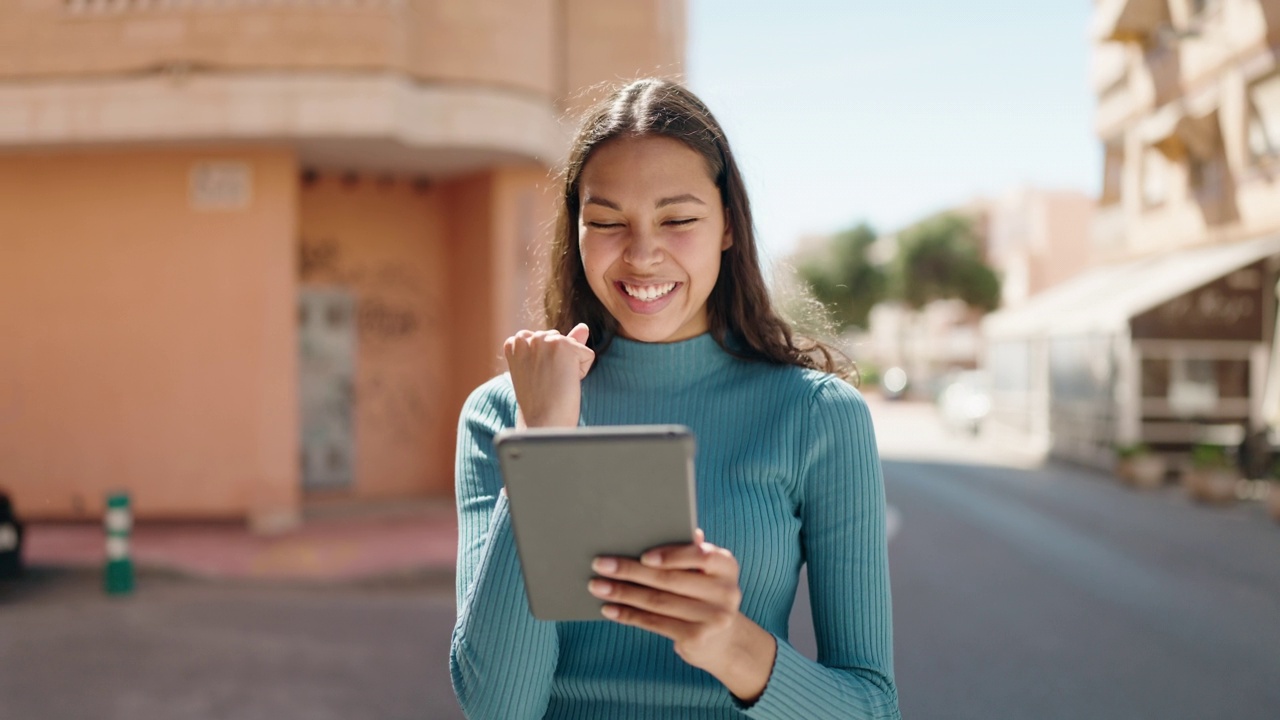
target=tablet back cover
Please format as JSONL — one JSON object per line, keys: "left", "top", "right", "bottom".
{"left": 495, "top": 425, "right": 697, "bottom": 622}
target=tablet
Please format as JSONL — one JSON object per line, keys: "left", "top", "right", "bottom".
{"left": 494, "top": 425, "right": 698, "bottom": 622}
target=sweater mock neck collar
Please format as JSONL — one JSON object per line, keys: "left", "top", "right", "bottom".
{"left": 596, "top": 332, "right": 742, "bottom": 384}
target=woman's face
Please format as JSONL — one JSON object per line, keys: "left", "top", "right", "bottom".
{"left": 578, "top": 134, "right": 732, "bottom": 343}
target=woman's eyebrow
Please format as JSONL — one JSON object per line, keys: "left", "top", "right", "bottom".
{"left": 583, "top": 195, "right": 621, "bottom": 210}
{"left": 583, "top": 193, "right": 706, "bottom": 210}
{"left": 656, "top": 194, "right": 705, "bottom": 208}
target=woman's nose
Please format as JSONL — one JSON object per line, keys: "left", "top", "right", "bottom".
{"left": 622, "top": 228, "right": 663, "bottom": 268}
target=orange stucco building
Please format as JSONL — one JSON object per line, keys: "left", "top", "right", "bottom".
{"left": 0, "top": 0, "right": 685, "bottom": 530}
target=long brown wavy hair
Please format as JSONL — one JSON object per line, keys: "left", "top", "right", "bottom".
{"left": 544, "top": 78, "right": 851, "bottom": 379}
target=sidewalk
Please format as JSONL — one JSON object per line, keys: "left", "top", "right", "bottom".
{"left": 10, "top": 401, "right": 1041, "bottom": 585}
{"left": 21, "top": 501, "right": 459, "bottom": 583}
{"left": 866, "top": 394, "right": 1049, "bottom": 469}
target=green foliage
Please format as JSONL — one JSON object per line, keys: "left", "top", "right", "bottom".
{"left": 1114, "top": 442, "right": 1150, "bottom": 460}
{"left": 892, "top": 213, "right": 1001, "bottom": 312}
{"left": 856, "top": 361, "right": 881, "bottom": 389}
{"left": 1191, "top": 443, "right": 1234, "bottom": 470}
{"left": 796, "top": 223, "right": 887, "bottom": 332}
{"left": 796, "top": 213, "right": 1003, "bottom": 331}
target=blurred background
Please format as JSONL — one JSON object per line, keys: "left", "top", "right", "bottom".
{"left": 1, "top": 1, "right": 1279, "bottom": 718}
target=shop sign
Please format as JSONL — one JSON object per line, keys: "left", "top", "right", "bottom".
{"left": 1130, "top": 264, "right": 1264, "bottom": 341}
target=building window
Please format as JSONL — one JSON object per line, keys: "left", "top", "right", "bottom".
{"left": 1168, "top": 357, "right": 1218, "bottom": 417}
{"left": 1145, "top": 357, "right": 1248, "bottom": 407}
{"left": 1248, "top": 74, "right": 1280, "bottom": 162}
{"left": 1142, "top": 148, "right": 1168, "bottom": 207}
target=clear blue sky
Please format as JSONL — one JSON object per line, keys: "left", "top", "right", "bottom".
{"left": 687, "top": 0, "right": 1099, "bottom": 262}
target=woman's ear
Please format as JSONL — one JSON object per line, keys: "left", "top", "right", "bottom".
{"left": 721, "top": 209, "right": 733, "bottom": 251}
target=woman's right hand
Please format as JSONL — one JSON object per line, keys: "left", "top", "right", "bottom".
{"left": 503, "top": 323, "right": 595, "bottom": 428}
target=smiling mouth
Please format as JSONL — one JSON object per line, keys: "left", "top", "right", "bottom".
{"left": 619, "top": 281, "right": 679, "bottom": 302}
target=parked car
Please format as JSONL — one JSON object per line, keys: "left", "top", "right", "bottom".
{"left": 0, "top": 488, "right": 24, "bottom": 579}
{"left": 937, "top": 370, "right": 992, "bottom": 436}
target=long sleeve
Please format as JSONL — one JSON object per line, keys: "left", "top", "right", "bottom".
{"left": 743, "top": 378, "right": 901, "bottom": 720}
{"left": 449, "top": 378, "right": 559, "bottom": 719}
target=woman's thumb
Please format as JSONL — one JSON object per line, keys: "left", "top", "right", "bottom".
{"left": 567, "top": 322, "right": 590, "bottom": 345}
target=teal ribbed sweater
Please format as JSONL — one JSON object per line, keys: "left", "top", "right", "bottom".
{"left": 450, "top": 334, "right": 899, "bottom": 719}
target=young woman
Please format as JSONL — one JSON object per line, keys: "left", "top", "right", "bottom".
{"left": 450, "top": 78, "right": 900, "bottom": 720}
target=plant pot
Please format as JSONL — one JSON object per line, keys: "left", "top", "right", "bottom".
{"left": 1183, "top": 468, "right": 1239, "bottom": 505}
{"left": 1115, "top": 458, "right": 1136, "bottom": 484}
{"left": 1128, "top": 455, "right": 1166, "bottom": 490}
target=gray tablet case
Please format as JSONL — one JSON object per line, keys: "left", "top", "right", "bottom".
{"left": 494, "top": 425, "right": 697, "bottom": 622}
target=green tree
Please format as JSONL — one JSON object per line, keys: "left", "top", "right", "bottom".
{"left": 796, "top": 222, "right": 887, "bottom": 332}
{"left": 891, "top": 213, "right": 1000, "bottom": 312}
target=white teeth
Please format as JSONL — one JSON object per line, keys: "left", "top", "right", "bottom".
{"left": 623, "top": 282, "right": 676, "bottom": 302}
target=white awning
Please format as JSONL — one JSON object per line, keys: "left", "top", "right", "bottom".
{"left": 984, "top": 234, "right": 1280, "bottom": 340}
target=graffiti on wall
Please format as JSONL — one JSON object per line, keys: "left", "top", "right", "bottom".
{"left": 299, "top": 237, "right": 440, "bottom": 344}
{"left": 299, "top": 236, "right": 341, "bottom": 280}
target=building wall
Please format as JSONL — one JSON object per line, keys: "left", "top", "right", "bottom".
{"left": 441, "top": 166, "right": 554, "bottom": 422}
{"left": 0, "top": 0, "right": 557, "bottom": 97}
{"left": 562, "top": 0, "right": 687, "bottom": 111}
{"left": 0, "top": 148, "right": 299, "bottom": 524}
{"left": 1093, "top": 0, "right": 1280, "bottom": 262}
{"left": 989, "top": 188, "right": 1096, "bottom": 307}
{"left": 0, "top": 1, "right": 686, "bottom": 137}
{"left": 0, "top": 0, "right": 684, "bottom": 523}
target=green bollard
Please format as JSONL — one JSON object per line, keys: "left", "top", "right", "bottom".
{"left": 104, "top": 492, "right": 134, "bottom": 596}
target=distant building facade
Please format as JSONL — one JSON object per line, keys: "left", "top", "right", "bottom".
{"left": 0, "top": 0, "right": 685, "bottom": 529}
{"left": 986, "top": 0, "right": 1280, "bottom": 470}
{"left": 986, "top": 188, "right": 1097, "bottom": 309}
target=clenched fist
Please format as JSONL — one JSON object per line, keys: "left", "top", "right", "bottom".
{"left": 503, "top": 323, "right": 595, "bottom": 428}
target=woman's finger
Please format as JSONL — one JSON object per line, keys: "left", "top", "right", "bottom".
{"left": 574, "top": 345, "right": 596, "bottom": 378}
{"left": 588, "top": 579, "right": 716, "bottom": 623}
{"left": 636, "top": 529, "right": 704, "bottom": 563}
{"left": 641, "top": 542, "right": 738, "bottom": 578}
{"left": 599, "top": 603, "right": 691, "bottom": 641}
{"left": 592, "top": 557, "right": 740, "bottom": 609}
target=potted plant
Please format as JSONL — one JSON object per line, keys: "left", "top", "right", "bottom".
{"left": 1114, "top": 443, "right": 1166, "bottom": 490}
{"left": 1184, "top": 443, "right": 1239, "bottom": 505}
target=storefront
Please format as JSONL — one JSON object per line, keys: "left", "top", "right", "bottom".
{"left": 983, "top": 235, "right": 1280, "bottom": 471}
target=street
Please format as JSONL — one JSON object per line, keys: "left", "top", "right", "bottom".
{"left": 3, "top": 399, "right": 1279, "bottom": 719}
{"left": 873, "top": 399, "right": 1280, "bottom": 720}
{"left": 0, "top": 570, "right": 462, "bottom": 720}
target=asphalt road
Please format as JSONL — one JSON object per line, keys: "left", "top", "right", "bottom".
{"left": 0, "top": 570, "right": 464, "bottom": 720}
{"left": 869, "top": 399, "right": 1280, "bottom": 720}
{"left": 3, "top": 400, "right": 1278, "bottom": 720}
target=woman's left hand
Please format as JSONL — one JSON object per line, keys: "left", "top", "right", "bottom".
{"left": 588, "top": 529, "right": 778, "bottom": 703}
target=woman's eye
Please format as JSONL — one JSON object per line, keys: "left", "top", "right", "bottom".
{"left": 587, "top": 221, "right": 622, "bottom": 229}
{"left": 666, "top": 218, "right": 697, "bottom": 227}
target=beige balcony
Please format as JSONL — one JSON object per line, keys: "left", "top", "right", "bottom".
{"left": 0, "top": 1, "right": 575, "bottom": 175}
{"left": 1093, "top": 0, "right": 1171, "bottom": 44}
